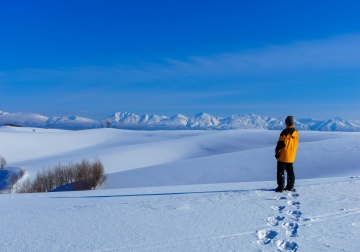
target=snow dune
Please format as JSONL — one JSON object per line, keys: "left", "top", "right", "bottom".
{"left": 1, "top": 126, "right": 359, "bottom": 188}
{"left": 1, "top": 126, "right": 360, "bottom": 251}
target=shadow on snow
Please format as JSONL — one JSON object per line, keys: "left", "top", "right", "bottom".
{"left": 50, "top": 188, "right": 274, "bottom": 199}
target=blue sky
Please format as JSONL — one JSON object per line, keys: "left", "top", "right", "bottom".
{"left": 1, "top": 0, "right": 359, "bottom": 120}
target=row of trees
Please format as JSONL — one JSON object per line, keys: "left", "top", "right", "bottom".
{"left": 18, "top": 159, "right": 106, "bottom": 193}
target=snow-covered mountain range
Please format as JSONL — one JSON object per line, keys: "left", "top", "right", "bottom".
{"left": 1, "top": 110, "right": 360, "bottom": 131}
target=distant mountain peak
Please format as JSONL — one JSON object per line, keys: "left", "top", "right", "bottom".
{"left": 1, "top": 111, "right": 360, "bottom": 132}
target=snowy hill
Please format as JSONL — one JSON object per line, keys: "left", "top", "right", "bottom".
{"left": 46, "top": 115, "right": 99, "bottom": 129}
{"left": 0, "top": 126, "right": 360, "bottom": 251}
{"left": 187, "top": 112, "right": 220, "bottom": 129}
{"left": 0, "top": 111, "right": 98, "bottom": 129}
{"left": 1, "top": 110, "right": 360, "bottom": 131}
{"left": 309, "top": 117, "right": 360, "bottom": 131}
{"left": 0, "top": 112, "right": 49, "bottom": 127}
{"left": 1, "top": 126, "right": 360, "bottom": 189}
{"left": 0, "top": 110, "right": 10, "bottom": 116}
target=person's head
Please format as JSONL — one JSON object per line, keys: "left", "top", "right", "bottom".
{"left": 285, "top": 116, "right": 294, "bottom": 126}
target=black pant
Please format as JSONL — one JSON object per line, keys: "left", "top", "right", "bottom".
{"left": 277, "top": 161, "right": 295, "bottom": 189}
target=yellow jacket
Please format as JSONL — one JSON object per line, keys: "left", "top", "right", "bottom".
{"left": 275, "top": 126, "right": 299, "bottom": 163}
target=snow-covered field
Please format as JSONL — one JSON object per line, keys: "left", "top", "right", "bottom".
{"left": 1, "top": 126, "right": 360, "bottom": 251}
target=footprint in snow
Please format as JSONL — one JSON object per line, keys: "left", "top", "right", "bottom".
{"left": 257, "top": 229, "right": 278, "bottom": 245}
{"left": 287, "top": 201, "right": 301, "bottom": 208}
{"left": 276, "top": 240, "right": 298, "bottom": 252}
{"left": 275, "top": 195, "right": 287, "bottom": 200}
{"left": 267, "top": 215, "right": 285, "bottom": 226}
{"left": 290, "top": 193, "right": 300, "bottom": 198}
{"left": 282, "top": 222, "right": 299, "bottom": 237}
{"left": 287, "top": 210, "right": 302, "bottom": 221}
{"left": 271, "top": 205, "right": 286, "bottom": 213}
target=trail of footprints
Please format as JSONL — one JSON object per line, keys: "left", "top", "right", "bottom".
{"left": 257, "top": 192, "right": 301, "bottom": 251}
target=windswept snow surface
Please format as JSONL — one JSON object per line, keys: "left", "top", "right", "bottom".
{"left": 1, "top": 126, "right": 360, "bottom": 251}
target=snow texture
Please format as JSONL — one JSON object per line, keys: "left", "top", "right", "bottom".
{"left": 0, "top": 126, "right": 360, "bottom": 251}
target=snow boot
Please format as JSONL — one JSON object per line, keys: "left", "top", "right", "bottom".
{"left": 275, "top": 187, "right": 284, "bottom": 193}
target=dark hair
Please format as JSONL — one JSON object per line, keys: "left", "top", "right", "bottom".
{"left": 285, "top": 116, "right": 294, "bottom": 126}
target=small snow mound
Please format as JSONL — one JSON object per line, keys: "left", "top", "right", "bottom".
{"left": 257, "top": 229, "right": 278, "bottom": 244}
{"left": 277, "top": 240, "right": 298, "bottom": 251}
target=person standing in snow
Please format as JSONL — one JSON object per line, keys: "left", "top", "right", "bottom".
{"left": 275, "top": 116, "right": 299, "bottom": 192}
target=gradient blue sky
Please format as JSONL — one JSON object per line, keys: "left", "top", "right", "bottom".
{"left": 1, "top": 0, "right": 359, "bottom": 120}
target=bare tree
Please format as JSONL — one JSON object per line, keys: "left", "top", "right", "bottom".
{"left": 75, "top": 159, "right": 90, "bottom": 181}
{"left": 0, "top": 156, "right": 7, "bottom": 169}
{"left": 88, "top": 158, "right": 106, "bottom": 189}
{"left": 17, "top": 179, "right": 33, "bottom": 193}
{"left": 8, "top": 173, "right": 17, "bottom": 193}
